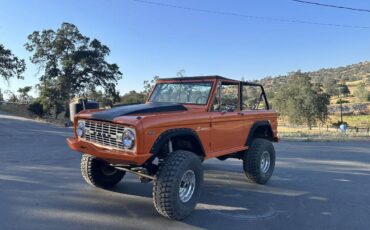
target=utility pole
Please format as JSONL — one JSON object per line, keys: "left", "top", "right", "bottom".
{"left": 338, "top": 84, "right": 343, "bottom": 124}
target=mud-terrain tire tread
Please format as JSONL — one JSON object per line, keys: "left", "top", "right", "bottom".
{"left": 81, "top": 154, "right": 125, "bottom": 189}
{"left": 153, "top": 150, "right": 203, "bottom": 220}
{"left": 243, "top": 138, "right": 275, "bottom": 184}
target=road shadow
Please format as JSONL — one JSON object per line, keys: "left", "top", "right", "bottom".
{"left": 1, "top": 141, "right": 370, "bottom": 229}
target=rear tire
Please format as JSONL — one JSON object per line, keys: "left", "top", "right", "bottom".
{"left": 243, "top": 138, "right": 275, "bottom": 184}
{"left": 153, "top": 150, "right": 203, "bottom": 220}
{"left": 81, "top": 154, "right": 125, "bottom": 189}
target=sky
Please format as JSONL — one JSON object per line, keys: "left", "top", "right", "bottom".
{"left": 1, "top": 0, "right": 370, "bottom": 98}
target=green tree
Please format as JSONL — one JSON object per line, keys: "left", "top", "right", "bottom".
{"left": 176, "top": 69, "right": 186, "bottom": 77}
{"left": 311, "top": 82, "right": 322, "bottom": 92}
{"left": 4, "top": 90, "right": 18, "bottom": 103}
{"left": 322, "top": 78, "right": 338, "bottom": 96}
{"left": 86, "top": 87, "right": 121, "bottom": 108}
{"left": 0, "top": 44, "right": 26, "bottom": 81}
{"left": 28, "top": 100, "right": 45, "bottom": 117}
{"left": 336, "top": 99, "right": 349, "bottom": 104}
{"left": 339, "top": 84, "right": 350, "bottom": 96}
{"left": 105, "top": 83, "right": 121, "bottom": 104}
{"left": 265, "top": 89, "right": 275, "bottom": 101}
{"left": 86, "top": 87, "right": 104, "bottom": 101}
{"left": 354, "top": 83, "right": 370, "bottom": 101}
{"left": 17, "top": 86, "right": 32, "bottom": 102}
{"left": 25, "top": 22, "right": 122, "bottom": 117}
{"left": 365, "top": 76, "right": 370, "bottom": 86}
{"left": 143, "top": 76, "right": 159, "bottom": 95}
{"left": 0, "top": 88, "right": 4, "bottom": 101}
{"left": 36, "top": 82, "right": 65, "bottom": 118}
{"left": 274, "top": 71, "right": 330, "bottom": 129}
{"left": 120, "top": 90, "right": 146, "bottom": 105}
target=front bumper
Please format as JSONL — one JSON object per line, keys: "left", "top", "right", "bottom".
{"left": 66, "top": 137, "right": 152, "bottom": 165}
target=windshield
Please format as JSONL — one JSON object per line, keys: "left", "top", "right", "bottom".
{"left": 149, "top": 82, "right": 213, "bottom": 105}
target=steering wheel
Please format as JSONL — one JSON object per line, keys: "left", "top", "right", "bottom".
{"left": 221, "top": 103, "right": 236, "bottom": 112}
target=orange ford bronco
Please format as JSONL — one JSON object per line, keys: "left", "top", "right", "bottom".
{"left": 67, "top": 76, "right": 278, "bottom": 220}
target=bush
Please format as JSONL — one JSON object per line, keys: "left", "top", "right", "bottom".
{"left": 336, "top": 99, "right": 350, "bottom": 104}
{"left": 28, "top": 101, "right": 45, "bottom": 117}
{"left": 332, "top": 121, "right": 348, "bottom": 128}
{"left": 354, "top": 83, "right": 370, "bottom": 101}
{"left": 64, "top": 103, "right": 70, "bottom": 118}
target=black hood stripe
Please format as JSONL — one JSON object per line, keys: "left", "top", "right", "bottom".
{"left": 91, "top": 102, "right": 187, "bottom": 122}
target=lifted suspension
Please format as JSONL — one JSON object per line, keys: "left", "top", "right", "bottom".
{"left": 112, "top": 165, "right": 156, "bottom": 181}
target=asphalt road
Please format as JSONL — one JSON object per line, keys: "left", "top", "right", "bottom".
{"left": 1, "top": 111, "right": 370, "bottom": 230}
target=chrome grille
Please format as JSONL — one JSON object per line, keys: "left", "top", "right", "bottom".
{"left": 82, "top": 120, "right": 126, "bottom": 150}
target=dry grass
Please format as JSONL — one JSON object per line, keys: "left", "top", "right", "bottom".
{"left": 278, "top": 125, "right": 370, "bottom": 141}
{"left": 277, "top": 112, "right": 370, "bottom": 141}
{"left": 329, "top": 114, "right": 370, "bottom": 127}
{"left": 346, "top": 80, "right": 363, "bottom": 86}
{"left": 329, "top": 96, "right": 358, "bottom": 104}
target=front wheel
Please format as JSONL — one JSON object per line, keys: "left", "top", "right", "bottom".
{"left": 81, "top": 154, "right": 125, "bottom": 189}
{"left": 153, "top": 150, "right": 203, "bottom": 220}
{"left": 243, "top": 138, "right": 276, "bottom": 184}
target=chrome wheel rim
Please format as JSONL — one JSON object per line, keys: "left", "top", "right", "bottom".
{"left": 179, "top": 170, "right": 196, "bottom": 203}
{"left": 260, "top": 151, "right": 271, "bottom": 174}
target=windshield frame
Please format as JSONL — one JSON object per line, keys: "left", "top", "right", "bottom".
{"left": 148, "top": 81, "right": 214, "bottom": 105}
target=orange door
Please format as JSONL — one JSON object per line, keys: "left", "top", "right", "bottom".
{"left": 210, "top": 111, "right": 247, "bottom": 152}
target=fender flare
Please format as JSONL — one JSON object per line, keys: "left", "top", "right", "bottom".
{"left": 246, "top": 121, "right": 275, "bottom": 146}
{"left": 150, "top": 128, "right": 205, "bottom": 156}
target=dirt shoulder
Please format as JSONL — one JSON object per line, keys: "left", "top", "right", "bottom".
{"left": 0, "top": 104, "right": 70, "bottom": 127}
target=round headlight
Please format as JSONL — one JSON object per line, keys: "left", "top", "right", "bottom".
{"left": 122, "top": 129, "right": 135, "bottom": 149}
{"left": 77, "top": 121, "right": 85, "bottom": 137}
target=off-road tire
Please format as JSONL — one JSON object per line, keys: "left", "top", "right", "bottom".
{"left": 243, "top": 138, "right": 275, "bottom": 184}
{"left": 153, "top": 150, "right": 203, "bottom": 220}
{"left": 81, "top": 154, "right": 125, "bottom": 189}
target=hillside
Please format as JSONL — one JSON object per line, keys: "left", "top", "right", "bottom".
{"left": 259, "top": 61, "right": 370, "bottom": 90}
{"left": 257, "top": 61, "right": 370, "bottom": 126}
{"left": 259, "top": 61, "right": 370, "bottom": 103}
{"left": 308, "top": 61, "right": 370, "bottom": 83}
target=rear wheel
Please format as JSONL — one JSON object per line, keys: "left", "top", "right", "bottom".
{"left": 81, "top": 154, "right": 125, "bottom": 189}
{"left": 153, "top": 150, "right": 203, "bottom": 220}
{"left": 243, "top": 138, "right": 275, "bottom": 184}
